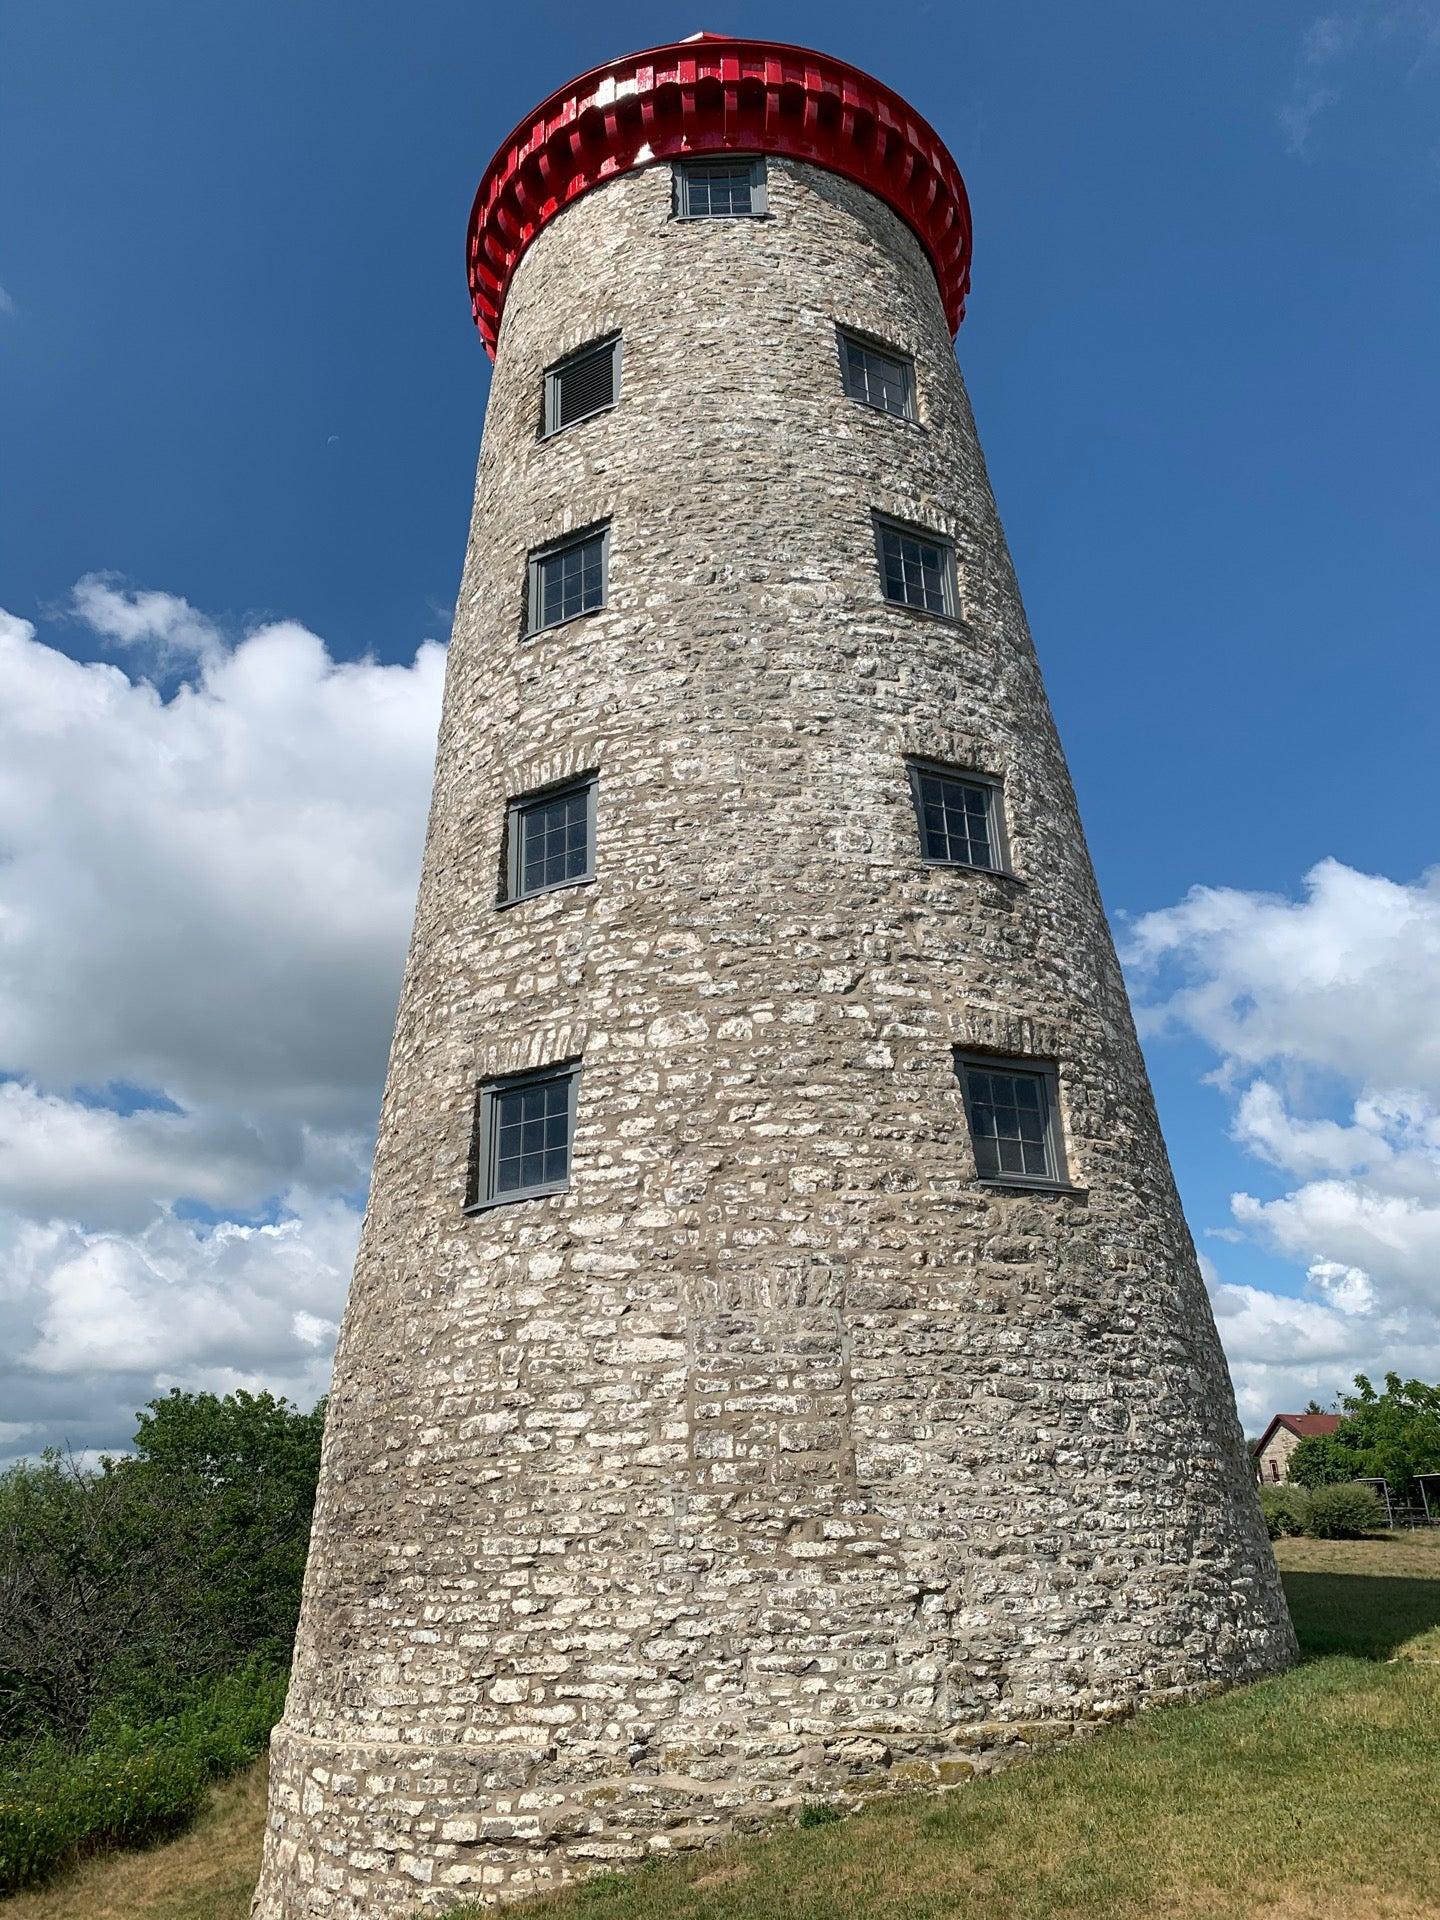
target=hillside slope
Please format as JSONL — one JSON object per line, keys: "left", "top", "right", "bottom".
{"left": 12, "top": 1534, "right": 1440, "bottom": 1920}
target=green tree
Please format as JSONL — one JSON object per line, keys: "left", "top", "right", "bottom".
{"left": 1288, "top": 1373, "right": 1440, "bottom": 1500}
{"left": 0, "top": 1390, "right": 324, "bottom": 1747}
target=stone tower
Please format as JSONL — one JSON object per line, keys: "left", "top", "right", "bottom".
{"left": 254, "top": 34, "right": 1294, "bottom": 1918}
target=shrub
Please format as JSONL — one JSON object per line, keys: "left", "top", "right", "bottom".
{"left": 0, "top": 1662, "right": 284, "bottom": 1893}
{"left": 1258, "top": 1485, "right": 1307, "bottom": 1539}
{"left": 798, "top": 1800, "right": 842, "bottom": 1829}
{"left": 0, "top": 1390, "right": 322, "bottom": 1746}
{"left": 1302, "top": 1482, "right": 1386, "bottom": 1540}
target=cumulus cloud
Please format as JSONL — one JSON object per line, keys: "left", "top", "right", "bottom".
{"left": 1128, "top": 858, "right": 1440, "bottom": 1427}
{"left": 69, "top": 573, "right": 222, "bottom": 666}
{"left": 1127, "top": 858, "right": 1440, "bottom": 1097}
{"left": 0, "top": 592, "right": 443, "bottom": 1458}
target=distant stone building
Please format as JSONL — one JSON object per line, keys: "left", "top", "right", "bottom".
{"left": 253, "top": 32, "right": 1296, "bottom": 1918}
{"left": 1253, "top": 1412, "right": 1342, "bottom": 1483}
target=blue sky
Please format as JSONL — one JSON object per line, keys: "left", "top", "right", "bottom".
{"left": 2, "top": 2, "right": 1438, "bottom": 1450}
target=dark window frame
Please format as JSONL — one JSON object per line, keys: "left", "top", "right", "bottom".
{"left": 503, "top": 774, "right": 598, "bottom": 904}
{"left": 906, "top": 758, "right": 1010, "bottom": 875}
{"left": 672, "top": 155, "right": 768, "bottom": 220}
{"left": 837, "top": 327, "right": 917, "bottom": 422}
{"left": 525, "top": 524, "right": 610, "bottom": 636}
{"left": 874, "top": 514, "right": 959, "bottom": 620}
{"left": 541, "top": 334, "right": 622, "bottom": 439}
{"left": 955, "top": 1052, "right": 1070, "bottom": 1191}
{"left": 467, "top": 1060, "right": 582, "bottom": 1211}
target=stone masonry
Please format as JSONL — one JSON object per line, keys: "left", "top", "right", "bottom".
{"left": 252, "top": 132, "right": 1296, "bottom": 1920}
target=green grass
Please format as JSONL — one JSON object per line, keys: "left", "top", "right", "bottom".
{"left": 10, "top": 1533, "right": 1440, "bottom": 1920}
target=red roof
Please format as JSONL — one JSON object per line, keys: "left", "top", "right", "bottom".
{"left": 466, "top": 33, "right": 973, "bottom": 358}
{"left": 1253, "top": 1412, "right": 1342, "bottom": 1453}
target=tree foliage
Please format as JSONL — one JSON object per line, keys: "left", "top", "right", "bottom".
{"left": 1287, "top": 1373, "right": 1440, "bottom": 1499}
{"left": 0, "top": 1390, "right": 324, "bottom": 1749}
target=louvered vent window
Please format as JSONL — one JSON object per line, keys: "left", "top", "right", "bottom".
{"left": 543, "top": 336, "right": 621, "bottom": 438}
{"left": 673, "top": 157, "right": 767, "bottom": 219}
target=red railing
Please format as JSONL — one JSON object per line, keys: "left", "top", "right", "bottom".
{"left": 466, "top": 34, "right": 973, "bottom": 358}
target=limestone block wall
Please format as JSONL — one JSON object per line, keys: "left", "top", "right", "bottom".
{"left": 1256, "top": 1426, "right": 1302, "bottom": 1483}
{"left": 253, "top": 156, "right": 1295, "bottom": 1919}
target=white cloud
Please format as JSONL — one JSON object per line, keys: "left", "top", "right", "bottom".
{"left": 1128, "top": 858, "right": 1440, "bottom": 1097}
{"left": 0, "top": 590, "right": 443, "bottom": 1457}
{"left": 0, "top": 284, "right": 15, "bottom": 318}
{"left": 11, "top": 1196, "right": 359, "bottom": 1381}
{"left": 1278, "top": 3, "right": 1440, "bottom": 154}
{"left": 0, "top": 604, "right": 443, "bottom": 1124}
{"left": 0, "top": 1081, "right": 365, "bottom": 1230}
{"left": 69, "top": 573, "right": 222, "bottom": 666}
{"left": 1128, "top": 857, "right": 1440, "bottom": 1426}
{"left": 1307, "top": 1258, "right": 1376, "bottom": 1315}
{"left": 1280, "top": 13, "right": 1347, "bottom": 152}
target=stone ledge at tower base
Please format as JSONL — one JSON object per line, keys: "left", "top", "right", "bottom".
{"left": 254, "top": 1685, "right": 1244, "bottom": 1916}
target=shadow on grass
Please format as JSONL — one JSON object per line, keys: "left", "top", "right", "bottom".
{"left": 1282, "top": 1569, "right": 1440, "bottom": 1660}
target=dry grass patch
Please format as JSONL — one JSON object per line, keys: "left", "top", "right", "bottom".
{"left": 3, "top": 1760, "right": 267, "bottom": 1920}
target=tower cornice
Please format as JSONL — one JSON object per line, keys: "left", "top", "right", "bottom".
{"left": 466, "top": 33, "right": 974, "bottom": 357}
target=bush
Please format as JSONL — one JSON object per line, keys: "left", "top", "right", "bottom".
{"left": 1259, "top": 1485, "right": 1308, "bottom": 1539}
{"left": 1302, "top": 1482, "right": 1386, "bottom": 1540}
{"left": 0, "top": 1390, "right": 323, "bottom": 1747}
{"left": 0, "top": 1662, "right": 285, "bottom": 1893}
{"left": 798, "top": 1801, "right": 842, "bottom": 1829}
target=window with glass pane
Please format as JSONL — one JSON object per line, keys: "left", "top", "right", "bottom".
{"left": 958, "top": 1058, "right": 1065, "bottom": 1186}
{"left": 910, "top": 764, "right": 1001, "bottom": 871}
{"left": 544, "top": 336, "right": 620, "bottom": 436}
{"left": 877, "top": 521, "right": 955, "bottom": 616}
{"left": 529, "top": 528, "right": 606, "bottom": 632}
{"left": 674, "top": 158, "right": 766, "bottom": 218}
{"left": 508, "top": 778, "right": 595, "bottom": 899}
{"left": 471, "top": 1064, "right": 579, "bottom": 1207}
{"left": 840, "top": 332, "right": 914, "bottom": 419}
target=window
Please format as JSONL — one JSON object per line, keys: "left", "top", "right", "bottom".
{"left": 907, "top": 762, "right": 1006, "bottom": 873}
{"left": 876, "top": 518, "right": 957, "bottom": 617}
{"left": 543, "top": 336, "right": 620, "bottom": 437}
{"left": 527, "top": 526, "right": 608, "bottom": 633}
{"left": 505, "top": 776, "right": 596, "bottom": 901}
{"left": 673, "top": 157, "right": 767, "bottom": 219}
{"left": 839, "top": 331, "right": 915, "bottom": 420}
{"left": 469, "top": 1062, "right": 581, "bottom": 1208}
{"left": 956, "top": 1055, "right": 1068, "bottom": 1188}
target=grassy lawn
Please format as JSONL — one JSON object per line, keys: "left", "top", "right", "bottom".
{"left": 10, "top": 1532, "right": 1440, "bottom": 1920}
